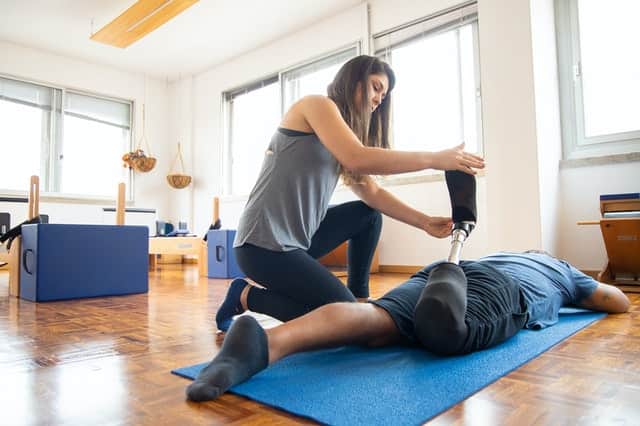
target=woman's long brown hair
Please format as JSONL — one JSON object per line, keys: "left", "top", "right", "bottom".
{"left": 327, "top": 55, "right": 396, "bottom": 184}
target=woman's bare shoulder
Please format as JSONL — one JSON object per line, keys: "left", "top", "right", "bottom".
{"left": 295, "top": 95, "right": 335, "bottom": 108}
{"left": 281, "top": 96, "right": 338, "bottom": 131}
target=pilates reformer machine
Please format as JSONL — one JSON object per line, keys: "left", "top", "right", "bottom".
{"left": 1, "top": 177, "right": 148, "bottom": 301}
{"left": 0, "top": 213, "right": 10, "bottom": 268}
{"left": 578, "top": 193, "right": 640, "bottom": 293}
{"left": 0, "top": 176, "right": 45, "bottom": 295}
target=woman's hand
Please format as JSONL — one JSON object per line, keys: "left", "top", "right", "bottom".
{"left": 432, "top": 143, "right": 485, "bottom": 174}
{"left": 421, "top": 216, "right": 453, "bottom": 239}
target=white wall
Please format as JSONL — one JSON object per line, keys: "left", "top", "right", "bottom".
{"left": 476, "top": 0, "right": 545, "bottom": 254}
{"left": 175, "top": 0, "right": 548, "bottom": 265}
{"left": 170, "top": 0, "right": 640, "bottom": 269}
{"left": 167, "top": 76, "right": 195, "bottom": 227}
{"left": 530, "top": 0, "right": 563, "bottom": 255}
{"left": 0, "top": 41, "right": 171, "bottom": 226}
{"left": 186, "top": 3, "right": 369, "bottom": 239}
{"left": 10, "top": 1, "right": 633, "bottom": 268}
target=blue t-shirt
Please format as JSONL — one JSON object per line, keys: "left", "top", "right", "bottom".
{"left": 478, "top": 252, "right": 599, "bottom": 329}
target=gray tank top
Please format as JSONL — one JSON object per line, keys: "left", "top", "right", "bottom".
{"left": 233, "top": 128, "right": 341, "bottom": 251}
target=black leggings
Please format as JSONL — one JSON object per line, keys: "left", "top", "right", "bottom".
{"left": 235, "top": 201, "right": 382, "bottom": 322}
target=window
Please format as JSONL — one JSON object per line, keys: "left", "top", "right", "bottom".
{"left": 224, "top": 76, "right": 280, "bottom": 196}
{"left": 0, "top": 76, "right": 132, "bottom": 198}
{"left": 281, "top": 46, "right": 359, "bottom": 112}
{"left": 556, "top": 0, "right": 640, "bottom": 159}
{"left": 0, "top": 78, "right": 56, "bottom": 192}
{"left": 374, "top": 2, "right": 482, "bottom": 171}
{"left": 223, "top": 46, "right": 358, "bottom": 196}
{"left": 61, "top": 91, "right": 131, "bottom": 197}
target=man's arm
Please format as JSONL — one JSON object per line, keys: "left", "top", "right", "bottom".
{"left": 577, "top": 283, "right": 630, "bottom": 313}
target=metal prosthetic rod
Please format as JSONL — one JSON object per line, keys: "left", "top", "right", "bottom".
{"left": 447, "top": 221, "right": 475, "bottom": 265}
{"left": 444, "top": 170, "right": 478, "bottom": 265}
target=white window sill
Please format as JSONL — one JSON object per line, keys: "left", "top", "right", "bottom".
{"left": 225, "top": 170, "right": 487, "bottom": 199}
{"left": 560, "top": 152, "right": 640, "bottom": 169}
{"left": 0, "top": 191, "right": 131, "bottom": 205}
{"left": 335, "top": 169, "right": 486, "bottom": 192}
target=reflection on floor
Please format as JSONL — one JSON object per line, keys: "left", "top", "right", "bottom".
{"left": 0, "top": 264, "right": 638, "bottom": 425}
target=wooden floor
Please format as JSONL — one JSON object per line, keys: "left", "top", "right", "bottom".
{"left": 1, "top": 264, "right": 638, "bottom": 425}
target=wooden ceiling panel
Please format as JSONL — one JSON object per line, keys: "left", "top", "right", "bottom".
{"left": 90, "top": 0, "right": 199, "bottom": 48}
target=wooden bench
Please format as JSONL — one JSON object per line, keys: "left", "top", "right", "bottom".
{"left": 578, "top": 193, "right": 640, "bottom": 292}
{"left": 319, "top": 241, "right": 379, "bottom": 277}
{"left": 148, "top": 236, "right": 207, "bottom": 276}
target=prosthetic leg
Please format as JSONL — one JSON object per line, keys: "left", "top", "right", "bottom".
{"left": 445, "top": 170, "right": 477, "bottom": 264}
{"left": 413, "top": 170, "right": 478, "bottom": 355}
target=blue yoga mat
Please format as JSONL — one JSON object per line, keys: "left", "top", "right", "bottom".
{"left": 173, "top": 309, "right": 605, "bottom": 425}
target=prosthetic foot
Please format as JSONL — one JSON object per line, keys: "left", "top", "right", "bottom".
{"left": 444, "top": 171, "right": 477, "bottom": 265}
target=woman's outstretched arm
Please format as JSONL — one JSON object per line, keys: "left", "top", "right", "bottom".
{"left": 350, "top": 175, "right": 452, "bottom": 239}
{"left": 297, "top": 96, "right": 484, "bottom": 175}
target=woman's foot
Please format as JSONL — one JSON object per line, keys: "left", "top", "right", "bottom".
{"left": 215, "top": 278, "right": 248, "bottom": 332}
{"left": 186, "top": 315, "right": 269, "bottom": 401}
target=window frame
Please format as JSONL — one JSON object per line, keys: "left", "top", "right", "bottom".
{"left": 222, "top": 44, "right": 359, "bottom": 197}
{"left": 59, "top": 88, "right": 134, "bottom": 198}
{"left": 555, "top": 0, "right": 640, "bottom": 160}
{"left": 279, "top": 44, "right": 360, "bottom": 114}
{"left": 222, "top": 74, "right": 280, "bottom": 196}
{"left": 372, "top": 1, "right": 483, "bottom": 182}
{"left": 0, "top": 73, "right": 134, "bottom": 201}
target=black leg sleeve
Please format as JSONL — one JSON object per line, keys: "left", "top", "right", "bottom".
{"left": 413, "top": 263, "right": 469, "bottom": 355}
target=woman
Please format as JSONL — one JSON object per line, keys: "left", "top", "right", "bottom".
{"left": 216, "top": 55, "right": 484, "bottom": 331}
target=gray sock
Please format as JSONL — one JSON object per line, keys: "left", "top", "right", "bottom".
{"left": 186, "top": 315, "right": 269, "bottom": 402}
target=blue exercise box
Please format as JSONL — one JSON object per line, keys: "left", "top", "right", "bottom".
{"left": 207, "top": 229, "right": 244, "bottom": 278}
{"left": 20, "top": 224, "right": 149, "bottom": 302}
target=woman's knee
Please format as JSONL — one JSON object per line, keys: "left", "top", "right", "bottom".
{"left": 346, "top": 201, "right": 382, "bottom": 227}
{"left": 363, "top": 203, "right": 382, "bottom": 230}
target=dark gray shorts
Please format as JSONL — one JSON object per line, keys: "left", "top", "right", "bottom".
{"left": 371, "top": 260, "right": 528, "bottom": 353}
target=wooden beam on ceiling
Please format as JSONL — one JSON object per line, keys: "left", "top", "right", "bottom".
{"left": 90, "top": 0, "right": 199, "bottom": 48}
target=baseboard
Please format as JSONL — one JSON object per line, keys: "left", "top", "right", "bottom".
{"left": 582, "top": 270, "right": 599, "bottom": 279}
{"left": 379, "top": 265, "right": 422, "bottom": 274}
{"left": 379, "top": 267, "right": 630, "bottom": 281}
{"left": 580, "top": 269, "right": 640, "bottom": 293}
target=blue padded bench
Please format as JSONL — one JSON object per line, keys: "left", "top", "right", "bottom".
{"left": 20, "top": 224, "right": 149, "bottom": 302}
{"left": 207, "top": 229, "right": 244, "bottom": 279}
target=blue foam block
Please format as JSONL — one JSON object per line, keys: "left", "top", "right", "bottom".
{"left": 20, "top": 224, "right": 149, "bottom": 302}
{"left": 207, "top": 229, "right": 243, "bottom": 278}
{"left": 172, "top": 309, "right": 605, "bottom": 425}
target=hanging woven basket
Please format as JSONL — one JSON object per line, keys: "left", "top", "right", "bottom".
{"left": 134, "top": 156, "right": 157, "bottom": 172}
{"left": 167, "top": 142, "right": 192, "bottom": 189}
{"left": 167, "top": 173, "right": 192, "bottom": 189}
{"left": 123, "top": 104, "right": 156, "bottom": 173}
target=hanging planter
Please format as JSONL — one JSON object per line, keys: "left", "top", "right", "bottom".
{"left": 123, "top": 104, "right": 157, "bottom": 173}
{"left": 167, "top": 142, "right": 192, "bottom": 189}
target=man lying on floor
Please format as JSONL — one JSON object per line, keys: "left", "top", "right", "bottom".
{"left": 185, "top": 250, "right": 629, "bottom": 402}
